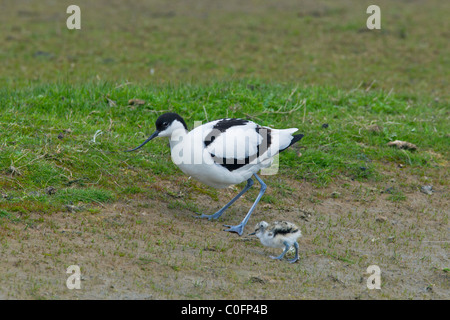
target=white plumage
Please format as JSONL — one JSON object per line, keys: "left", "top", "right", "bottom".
{"left": 127, "top": 113, "right": 304, "bottom": 236}
{"left": 169, "top": 118, "right": 299, "bottom": 188}
{"left": 250, "top": 221, "right": 302, "bottom": 263}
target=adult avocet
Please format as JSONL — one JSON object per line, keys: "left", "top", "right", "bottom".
{"left": 126, "top": 113, "right": 304, "bottom": 236}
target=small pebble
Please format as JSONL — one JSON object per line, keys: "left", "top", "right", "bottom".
{"left": 128, "top": 99, "right": 146, "bottom": 106}
{"left": 420, "top": 185, "right": 433, "bottom": 195}
{"left": 45, "top": 186, "right": 57, "bottom": 195}
{"left": 367, "top": 124, "right": 382, "bottom": 133}
{"left": 387, "top": 140, "right": 417, "bottom": 151}
{"left": 331, "top": 191, "right": 341, "bottom": 198}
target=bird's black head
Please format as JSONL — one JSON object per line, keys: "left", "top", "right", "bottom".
{"left": 155, "top": 112, "right": 188, "bottom": 132}
{"left": 125, "top": 112, "right": 188, "bottom": 152}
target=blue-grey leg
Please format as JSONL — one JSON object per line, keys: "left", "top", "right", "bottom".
{"left": 223, "top": 173, "right": 267, "bottom": 236}
{"left": 196, "top": 178, "right": 254, "bottom": 220}
{"left": 287, "top": 241, "right": 299, "bottom": 263}
{"left": 270, "top": 241, "right": 291, "bottom": 261}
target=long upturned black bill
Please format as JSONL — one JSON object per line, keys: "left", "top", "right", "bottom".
{"left": 125, "top": 131, "right": 159, "bottom": 152}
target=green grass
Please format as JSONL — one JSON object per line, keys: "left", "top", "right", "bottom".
{"left": 0, "top": 81, "right": 448, "bottom": 214}
{"left": 1, "top": 2, "right": 447, "bottom": 214}
{"left": 0, "top": 209, "right": 19, "bottom": 222}
{"left": 387, "top": 188, "right": 407, "bottom": 202}
{"left": 54, "top": 187, "right": 114, "bottom": 203}
{"left": 0, "top": 0, "right": 448, "bottom": 99}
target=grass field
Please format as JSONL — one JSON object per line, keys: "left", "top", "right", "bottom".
{"left": 1, "top": 0, "right": 449, "bottom": 97}
{"left": 0, "top": 0, "right": 449, "bottom": 299}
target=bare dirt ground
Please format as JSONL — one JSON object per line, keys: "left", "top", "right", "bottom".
{"left": 0, "top": 168, "right": 448, "bottom": 300}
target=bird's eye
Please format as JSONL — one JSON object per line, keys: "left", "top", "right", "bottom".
{"left": 162, "top": 122, "right": 168, "bottom": 127}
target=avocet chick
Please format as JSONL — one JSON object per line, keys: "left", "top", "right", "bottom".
{"left": 249, "top": 221, "right": 302, "bottom": 263}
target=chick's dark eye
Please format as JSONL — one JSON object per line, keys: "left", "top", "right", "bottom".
{"left": 162, "top": 122, "right": 168, "bottom": 127}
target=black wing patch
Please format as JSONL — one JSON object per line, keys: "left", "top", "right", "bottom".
{"left": 279, "top": 134, "right": 304, "bottom": 152}
{"left": 272, "top": 227, "right": 299, "bottom": 237}
{"left": 204, "top": 134, "right": 216, "bottom": 147}
{"left": 204, "top": 118, "right": 249, "bottom": 148}
{"left": 209, "top": 125, "right": 272, "bottom": 172}
{"left": 214, "top": 118, "right": 249, "bottom": 132}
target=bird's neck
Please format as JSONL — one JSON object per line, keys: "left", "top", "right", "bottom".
{"left": 169, "top": 128, "right": 189, "bottom": 150}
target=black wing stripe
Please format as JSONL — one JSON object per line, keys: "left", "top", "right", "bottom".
{"left": 213, "top": 118, "right": 249, "bottom": 132}
{"left": 273, "top": 227, "right": 299, "bottom": 237}
{"left": 279, "top": 134, "right": 304, "bottom": 152}
{"left": 210, "top": 125, "right": 273, "bottom": 172}
{"left": 204, "top": 119, "right": 249, "bottom": 148}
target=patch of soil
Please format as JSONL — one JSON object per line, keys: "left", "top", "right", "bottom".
{"left": 0, "top": 171, "right": 448, "bottom": 299}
